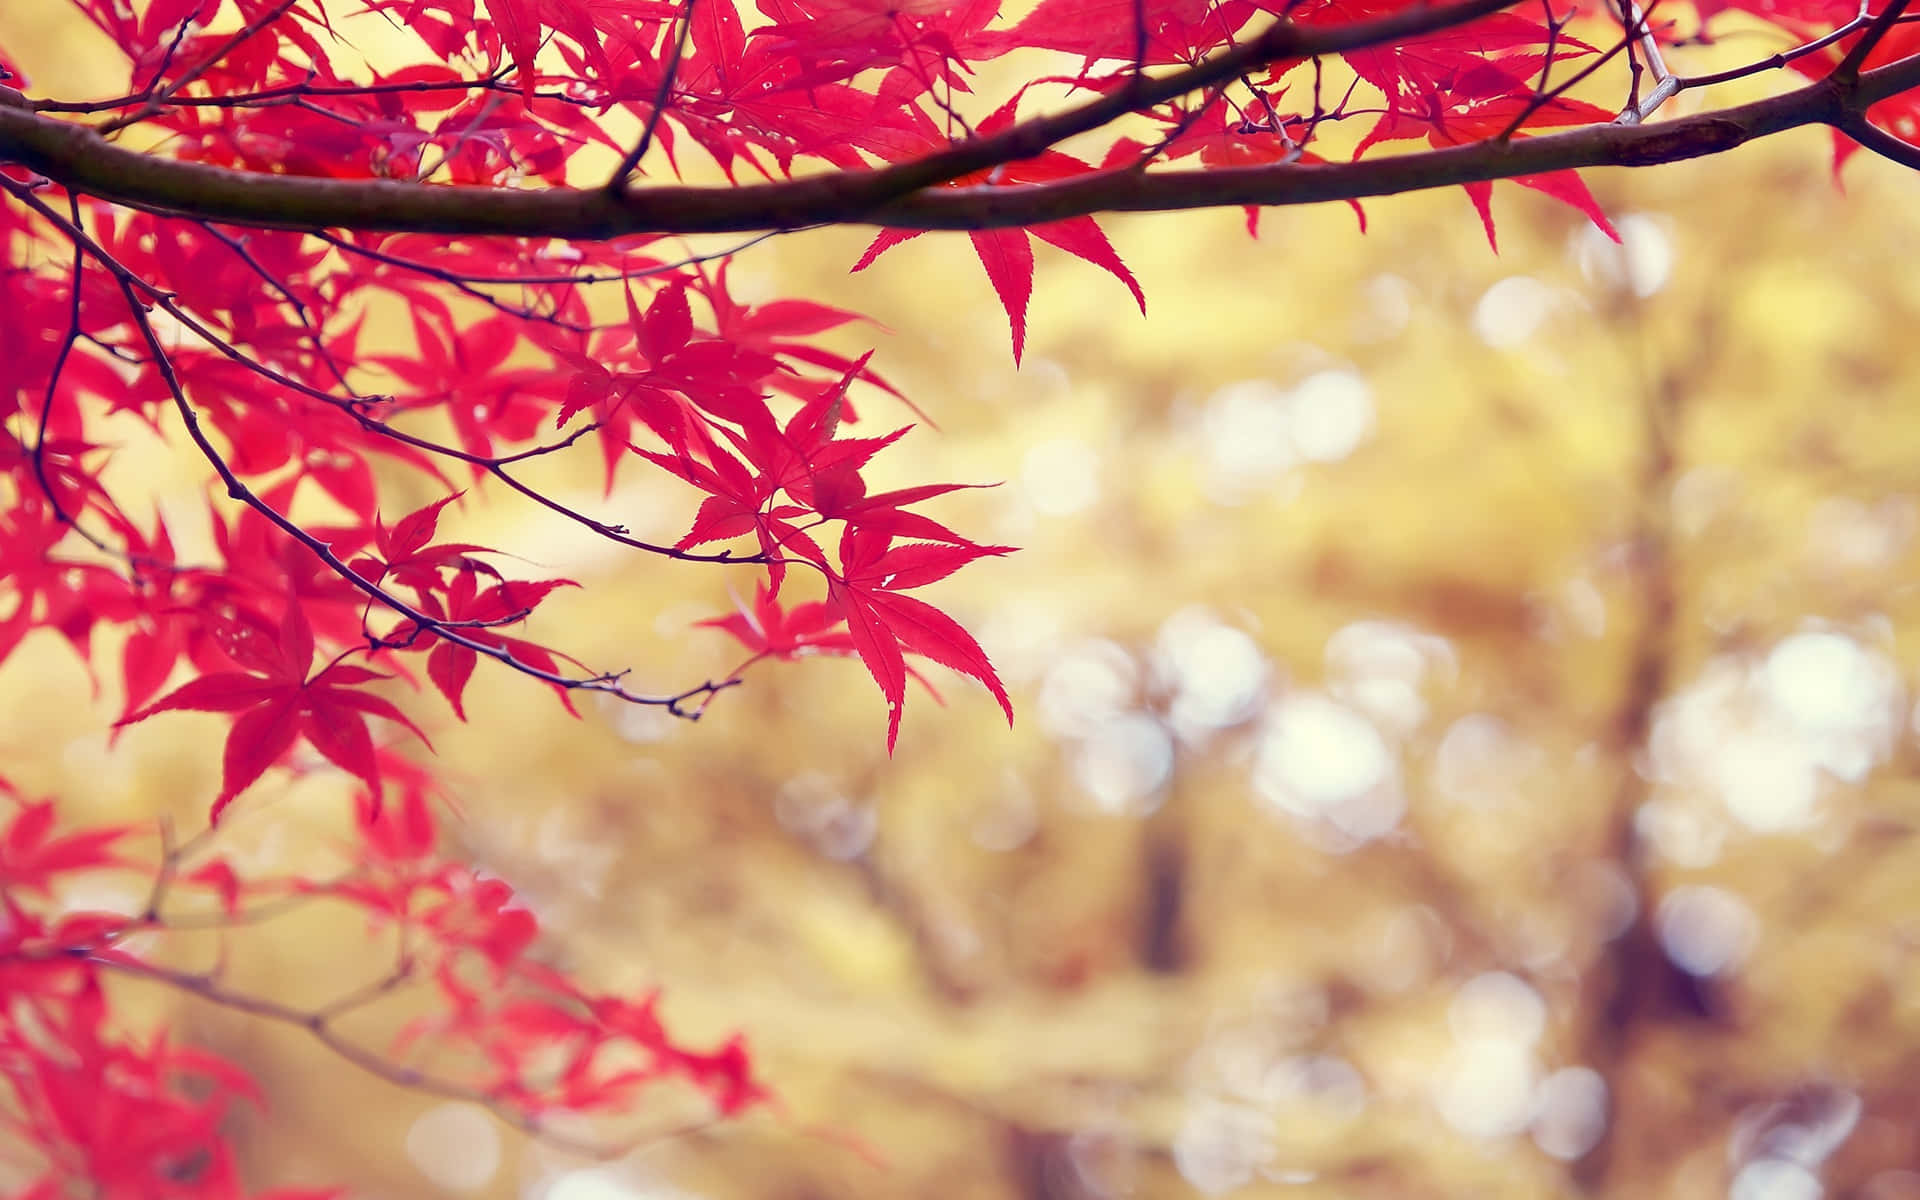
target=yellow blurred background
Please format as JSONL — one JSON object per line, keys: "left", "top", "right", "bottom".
{"left": 9, "top": 4, "right": 1920, "bottom": 1198}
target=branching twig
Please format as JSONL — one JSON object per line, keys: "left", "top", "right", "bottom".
{"left": 1834, "top": 0, "right": 1912, "bottom": 79}
{"left": 4, "top": 175, "right": 769, "bottom": 571}
{"left": 607, "top": 0, "right": 700, "bottom": 190}
{"left": 4, "top": 175, "right": 743, "bottom": 718}
{"left": 23, "top": 193, "right": 110, "bottom": 549}
{"left": 97, "top": 0, "right": 302, "bottom": 136}
{"left": 1835, "top": 110, "right": 1920, "bottom": 165}
{"left": 314, "top": 229, "right": 600, "bottom": 330}
{"left": 88, "top": 953, "right": 624, "bottom": 1156}
{"left": 199, "top": 222, "right": 364, "bottom": 389}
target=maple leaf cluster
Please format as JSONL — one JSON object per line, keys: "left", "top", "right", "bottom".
{"left": 1, "top": 772, "right": 758, "bottom": 1197}
{"left": 3, "top": 0, "right": 1915, "bottom": 1190}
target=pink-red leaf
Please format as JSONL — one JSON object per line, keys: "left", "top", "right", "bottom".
{"left": 865, "top": 589, "right": 1012, "bottom": 726}
{"left": 117, "top": 672, "right": 286, "bottom": 724}
{"left": 428, "top": 640, "right": 478, "bottom": 721}
{"left": 215, "top": 699, "right": 303, "bottom": 821}
{"left": 967, "top": 229, "right": 1037, "bottom": 365}
{"left": 1031, "top": 218, "right": 1146, "bottom": 314}
{"left": 830, "top": 580, "right": 909, "bottom": 752}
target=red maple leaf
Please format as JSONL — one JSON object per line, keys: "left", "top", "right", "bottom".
{"left": 116, "top": 601, "right": 431, "bottom": 822}
{"left": 853, "top": 97, "right": 1145, "bottom": 362}
{"left": 0, "top": 789, "right": 130, "bottom": 895}
{"left": 354, "top": 491, "right": 497, "bottom": 597}
{"left": 829, "top": 527, "right": 1012, "bottom": 751}
{"left": 414, "top": 571, "right": 583, "bottom": 720}
{"left": 700, "top": 578, "right": 860, "bottom": 661}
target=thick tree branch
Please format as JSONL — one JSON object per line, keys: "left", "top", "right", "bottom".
{"left": 789, "top": 0, "right": 1523, "bottom": 196}
{"left": 7, "top": 0, "right": 1526, "bottom": 230}
{"left": 15, "top": 8, "right": 1916, "bottom": 239}
{"left": 0, "top": 72, "right": 1854, "bottom": 233}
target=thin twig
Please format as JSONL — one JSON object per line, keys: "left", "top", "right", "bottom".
{"left": 608, "top": 0, "right": 700, "bottom": 190}
{"left": 4, "top": 176, "right": 743, "bottom": 718}
{"left": 98, "top": 0, "right": 302, "bottom": 136}
{"left": 1836, "top": 0, "right": 1913, "bottom": 78}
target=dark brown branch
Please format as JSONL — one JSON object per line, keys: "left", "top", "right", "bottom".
{"left": 1837, "top": 110, "right": 1920, "bottom": 166}
{"left": 1669, "top": 14, "right": 1873, "bottom": 92}
{"left": 5, "top": 57, "right": 1913, "bottom": 234}
{"left": 1, "top": 0, "right": 1696, "bottom": 238}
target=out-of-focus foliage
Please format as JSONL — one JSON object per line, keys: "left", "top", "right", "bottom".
{"left": 9, "top": 8, "right": 1920, "bottom": 1199}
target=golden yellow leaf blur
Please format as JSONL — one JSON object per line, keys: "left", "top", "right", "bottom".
{"left": 10, "top": 5, "right": 1920, "bottom": 1199}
